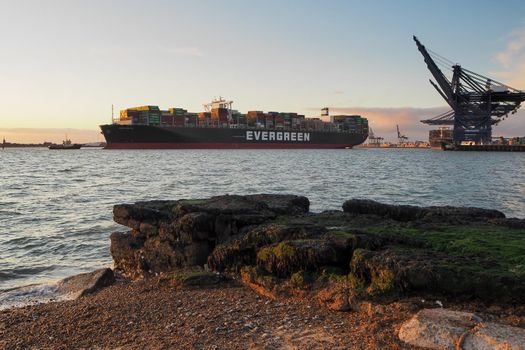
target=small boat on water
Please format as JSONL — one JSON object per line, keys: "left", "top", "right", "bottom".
{"left": 48, "top": 138, "right": 82, "bottom": 150}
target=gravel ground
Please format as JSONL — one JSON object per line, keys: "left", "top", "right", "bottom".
{"left": 0, "top": 278, "right": 418, "bottom": 350}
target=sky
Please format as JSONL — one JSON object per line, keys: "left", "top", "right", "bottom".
{"left": 1, "top": 0, "right": 525, "bottom": 143}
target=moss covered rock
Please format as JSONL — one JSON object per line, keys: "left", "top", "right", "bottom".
{"left": 110, "top": 194, "right": 525, "bottom": 306}
{"left": 256, "top": 239, "right": 346, "bottom": 277}
{"left": 207, "top": 223, "right": 327, "bottom": 272}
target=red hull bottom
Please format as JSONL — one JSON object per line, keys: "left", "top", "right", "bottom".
{"left": 104, "top": 143, "right": 354, "bottom": 149}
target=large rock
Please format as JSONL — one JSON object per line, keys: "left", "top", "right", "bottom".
{"left": 464, "top": 322, "right": 525, "bottom": 350}
{"left": 399, "top": 308, "right": 481, "bottom": 349}
{"left": 244, "top": 194, "right": 310, "bottom": 215}
{"left": 207, "top": 223, "right": 327, "bottom": 272}
{"left": 490, "top": 217, "right": 525, "bottom": 229}
{"left": 110, "top": 194, "right": 310, "bottom": 277}
{"left": 399, "top": 308, "right": 525, "bottom": 350}
{"left": 348, "top": 246, "right": 525, "bottom": 301}
{"left": 56, "top": 268, "right": 114, "bottom": 298}
{"left": 256, "top": 239, "right": 346, "bottom": 277}
{"left": 423, "top": 205, "right": 506, "bottom": 223}
{"left": 110, "top": 232, "right": 148, "bottom": 277}
{"left": 108, "top": 194, "right": 524, "bottom": 308}
{"left": 342, "top": 199, "right": 505, "bottom": 223}
{"left": 343, "top": 199, "right": 425, "bottom": 222}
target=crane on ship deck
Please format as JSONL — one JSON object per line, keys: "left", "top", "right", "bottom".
{"left": 413, "top": 36, "right": 525, "bottom": 145}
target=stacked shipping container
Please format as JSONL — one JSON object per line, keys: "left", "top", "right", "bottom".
{"left": 118, "top": 106, "right": 367, "bottom": 133}
{"left": 120, "top": 106, "right": 161, "bottom": 125}
{"left": 211, "top": 108, "right": 229, "bottom": 127}
{"left": 331, "top": 115, "right": 368, "bottom": 134}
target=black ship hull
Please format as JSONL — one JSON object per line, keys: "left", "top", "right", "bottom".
{"left": 100, "top": 124, "right": 368, "bottom": 149}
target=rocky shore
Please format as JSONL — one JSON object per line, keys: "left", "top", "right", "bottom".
{"left": 1, "top": 194, "right": 525, "bottom": 349}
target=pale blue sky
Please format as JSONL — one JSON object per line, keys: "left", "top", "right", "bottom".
{"left": 1, "top": 0, "right": 525, "bottom": 141}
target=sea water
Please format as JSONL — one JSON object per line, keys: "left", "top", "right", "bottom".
{"left": 0, "top": 148, "right": 524, "bottom": 305}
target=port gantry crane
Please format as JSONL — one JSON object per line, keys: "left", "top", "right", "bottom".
{"left": 368, "top": 127, "right": 384, "bottom": 146}
{"left": 413, "top": 36, "right": 525, "bottom": 144}
{"left": 396, "top": 125, "right": 408, "bottom": 145}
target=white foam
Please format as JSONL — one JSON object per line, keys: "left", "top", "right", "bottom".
{"left": 0, "top": 282, "right": 74, "bottom": 310}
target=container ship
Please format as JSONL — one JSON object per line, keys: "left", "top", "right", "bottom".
{"left": 100, "top": 99, "right": 368, "bottom": 149}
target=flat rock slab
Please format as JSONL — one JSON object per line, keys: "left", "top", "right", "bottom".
{"left": 343, "top": 199, "right": 505, "bottom": 223}
{"left": 56, "top": 268, "right": 115, "bottom": 299}
{"left": 399, "top": 308, "right": 525, "bottom": 350}
{"left": 464, "top": 322, "right": 525, "bottom": 350}
{"left": 110, "top": 194, "right": 310, "bottom": 277}
{"left": 113, "top": 194, "right": 310, "bottom": 229}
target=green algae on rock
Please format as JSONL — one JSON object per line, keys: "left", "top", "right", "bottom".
{"left": 109, "top": 194, "right": 525, "bottom": 306}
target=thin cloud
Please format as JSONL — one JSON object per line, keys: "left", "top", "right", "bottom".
{"left": 496, "top": 28, "right": 525, "bottom": 67}
{"left": 492, "top": 25, "right": 525, "bottom": 88}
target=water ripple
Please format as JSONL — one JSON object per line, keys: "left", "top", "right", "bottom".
{"left": 0, "top": 147, "right": 524, "bottom": 291}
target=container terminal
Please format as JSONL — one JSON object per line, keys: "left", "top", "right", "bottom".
{"left": 358, "top": 125, "right": 430, "bottom": 149}
{"left": 100, "top": 100, "right": 368, "bottom": 149}
{"left": 414, "top": 36, "right": 525, "bottom": 152}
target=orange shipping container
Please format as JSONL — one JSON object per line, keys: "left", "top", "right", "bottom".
{"left": 247, "top": 111, "right": 264, "bottom": 117}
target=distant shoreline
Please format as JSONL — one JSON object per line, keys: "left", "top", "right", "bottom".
{"left": 1, "top": 142, "right": 106, "bottom": 148}
{"left": 1, "top": 143, "right": 48, "bottom": 148}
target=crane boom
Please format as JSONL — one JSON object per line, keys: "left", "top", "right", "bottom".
{"left": 414, "top": 36, "right": 525, "bottom": 144}
{"left": 413, "top": 36, "right": 455, "bottom": 105}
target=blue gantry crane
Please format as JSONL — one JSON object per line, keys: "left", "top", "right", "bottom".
{"left": 413, "top": 36, "right": 525, "bottom": 144}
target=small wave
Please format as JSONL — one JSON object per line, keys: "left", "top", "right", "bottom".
{"left": 0, "top": 271, "right": 15, "bottom": 282}
{"left": 0, "top": 265, "right": 60, "bottom": 281}
{"left": 0, "top": 282, "right": 67, "bottom": 310}
{"left": 0, "top": 210, "right": 22, "bottom": 216}
{"left": 58, "top": 168, "right": 74, "bottom": 173}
